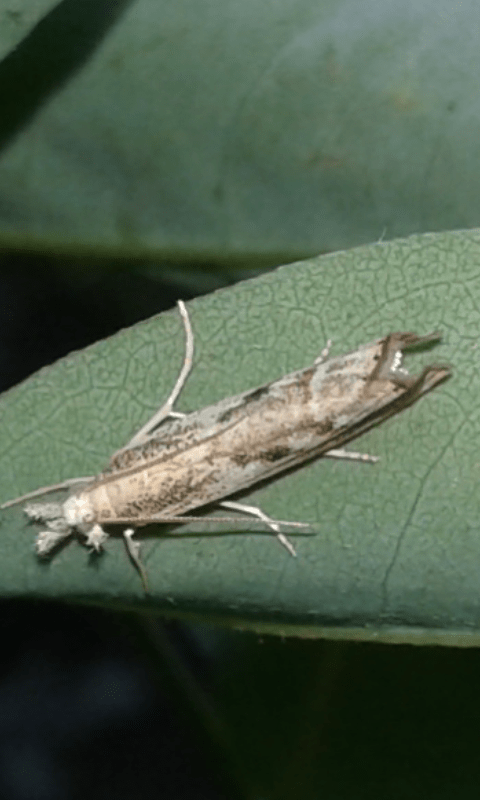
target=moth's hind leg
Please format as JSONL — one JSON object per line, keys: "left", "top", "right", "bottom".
{"left": 324, "top": 448, "right": 379, "bottom": 463}
{"left": 122, "top": 300, "right": 194, "bottom": 451}
{"left": 218, "top": 500, "right": 298, "bottom": 557}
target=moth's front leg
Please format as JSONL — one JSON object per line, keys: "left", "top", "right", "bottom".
{"left": 119, "top": 300, "right": 194, "bottom": 454}
{"left": 24, "top": 502, "right": 74, "bottom": 556}
{"left": 83, "top": 524, "right": 109, "bottom": 552}
{"left": 123, "top": 528, "right": 149, "bottom": 592}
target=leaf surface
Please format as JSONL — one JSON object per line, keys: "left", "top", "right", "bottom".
{"left": 0, "top": 231, "right": 475, "bottom": 642}
{"left": 1, "top": 0, "right": 480, "bottom": 258}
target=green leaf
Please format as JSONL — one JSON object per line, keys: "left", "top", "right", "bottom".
{"left": 0, "top": 230, "right": 474, "bottom": 641}
{"left": 1, "top": 0, "right": 479, "bottom": 258}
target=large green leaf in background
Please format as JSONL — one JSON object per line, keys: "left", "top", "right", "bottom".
{"left": 1, "top": 0, "right": 480, "bottom": 259}
{"left": 0, "top": 230, "right": 477, "bottom": 643}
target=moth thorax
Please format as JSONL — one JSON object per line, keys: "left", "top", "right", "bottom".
{"left": 63, "top": 493, "right": 95, "bottom": 530}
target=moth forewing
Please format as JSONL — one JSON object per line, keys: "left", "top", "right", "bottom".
{"left": 82, "top": 331, "right": 449, "bottom": 526}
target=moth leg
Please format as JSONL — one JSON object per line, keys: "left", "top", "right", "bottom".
{"left": 123, "top": 300, "right": 194, "bottom": 450}
{"left": 123, "top": 529, "right": 149, "bottom": 592}
{"left": 324, "top": 448, "right": 379, "bottom": 463}
{"left": 218, "top": 500, "right": 297, "bottom": 557}
{"left": 314, "top": 339, "right": 332, "bottom": 365}
{"left": 35, "top": 527, "right": 73, "bottom": 556}
{"left": 23, "top": 502, "right": 73, "bottom": 556}
{"left": 84, "top": 524, "right": 109, "bottom": 552}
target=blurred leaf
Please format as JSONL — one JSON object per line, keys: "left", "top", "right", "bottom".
{"left": 0, "top": 0, "right": 57, "bottom": 60}
{"left": 0, "top": 231, "right": 475, "bottom": 642}
{"left": 1, "top": 0, "right": 480, "bottom": 259}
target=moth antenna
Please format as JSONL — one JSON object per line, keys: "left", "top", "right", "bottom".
{"left": 1, "top": 477, "right": 95, "bottom": 509}
{"left": 111, "top": 514, "right": 310, "bottom": 527}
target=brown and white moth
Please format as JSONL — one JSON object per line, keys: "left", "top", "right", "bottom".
{"left": 1, "top": 302, "right": 450, "bottom": 589}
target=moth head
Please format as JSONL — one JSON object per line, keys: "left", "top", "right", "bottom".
{"left": 63, "top": 493, "right": 95, "bottom": 529}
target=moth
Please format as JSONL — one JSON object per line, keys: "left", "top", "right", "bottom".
{"left": 1, "top": 302, "right": 450, "bottom": 590}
